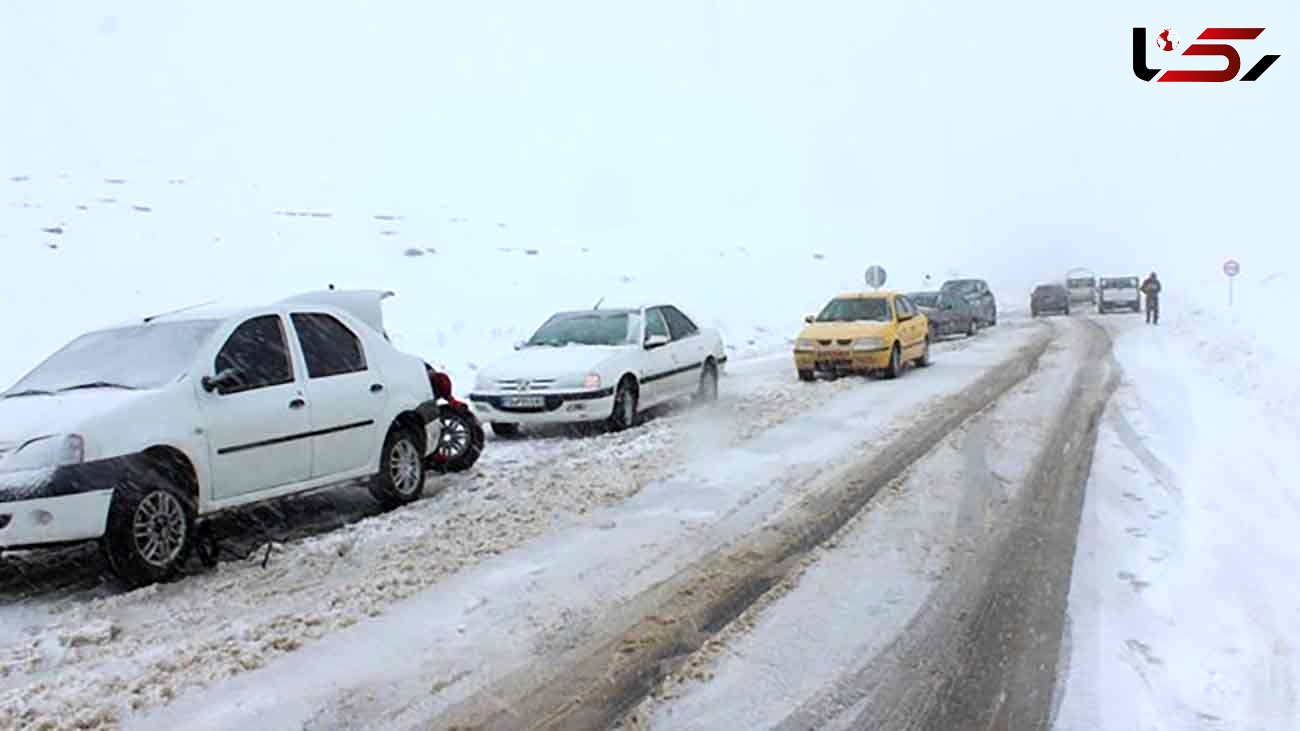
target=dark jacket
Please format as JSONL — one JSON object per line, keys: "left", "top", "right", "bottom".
{"left": 1141, "top": 276, "right": 1162, "bottom": 298}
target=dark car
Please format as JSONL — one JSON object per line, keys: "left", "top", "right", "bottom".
{"left": 1031, "top": 284, "right": 1070, "bottom": 316}
{"left": 939, "top": 279, "right": 997, "bottom": 327}
{"left": 908, "top": 291, "right": 978, "bottom": 338}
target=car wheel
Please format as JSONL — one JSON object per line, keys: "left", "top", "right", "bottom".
{"left": 797, "top": 369, "right": 815, "bottom": 382}
{"left": 428, "top": 406, "right": 485, "bottom": 474}
{"left": 990, "top": 310, "right": 997, "bottom": 326}
{"left": 696, "top": 360, "right": 719, "bottom": 403}
{"left": 490, "top": 422, "right": 521, "bottom": 438}
{"left": 884, "top": 343, "right": 903, "bottom": 380}
{"left": 916, "top": 334, "right": 932, "bottom": 368}
{"left": 968, "top": 317, "right": 979, "bottom": 334}
{"left": 608, "top": 377, "right": 639, "bottom": 432}
{"left": 102, "top": 465, "right": 195, "bottom": 588}
{"left": 369, "top": 426, "right": 427, "bottom": 509}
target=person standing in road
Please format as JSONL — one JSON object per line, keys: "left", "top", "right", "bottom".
{"left": 1140, "top": 272, "right": 1162, "bottom": 324}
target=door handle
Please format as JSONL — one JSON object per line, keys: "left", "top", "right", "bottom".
{"left": 370, "top": 383, "right": 384, "bottom": 393}
{"left": 289, "top": 398, "right": 306, "bottom": 410}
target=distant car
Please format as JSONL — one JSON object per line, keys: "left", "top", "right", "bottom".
{"left": 1031, "top": 284, "right": 1071, "bottom": 316}
{"left": 907, "top": 291, "right": 978, "bottom": 338}
{"left": 793, "top": 291, "right": 931, "bottom": 381}
{"left": 0, "top": 290, "right": 443, "bottom": 587}
{"left": 469, "top": 305, "right": 726, "bottom": 436}
{"left": 939, "top": 279, "right": 997, "bottom": 327}
{"left": 1065, "top": 275, "right": 1097, "bottom": 305}
{"left": 1098, "top": 276, "right": 1141, "bottom": 314}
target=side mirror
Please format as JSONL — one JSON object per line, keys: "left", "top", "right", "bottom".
{"left": 804, "top": 315, "right": 815, "bottom": 324}
{"left": 513, "top": 341, "right": 526, "bottom": 351}
{"left": 644, "top": 334, "right": 670, "bottom": 350}
{"left": 201, "top": 368, "right": 240, "bottom": 394}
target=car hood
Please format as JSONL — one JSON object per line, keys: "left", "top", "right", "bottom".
{"left": 797, "top": 321, "right": 895, "bottom": 340}
{"left": 0, "top": 389, "right": 154, "bottom": 449}
{"left": 477, "top": 345, "right": 631, "bottom": 387}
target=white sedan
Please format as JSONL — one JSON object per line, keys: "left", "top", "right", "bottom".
{"left": 0, "top": 290, "right": 441, "bottom": 587}
{"left": 469, "top": 305, "right": 727, "bottom": 436}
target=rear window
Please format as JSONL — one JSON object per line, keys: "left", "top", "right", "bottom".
{"left": 941, "top": 280, "right": 982, "bottom": 295}
{"left": 1100, "top": 278, "right": 1138, "bottom": 289}
{"left": 1066, "top": 278, "right": 1095, "bottom": 287}
{"left": 908, "top": 293, "right": 939, "bottom": 307}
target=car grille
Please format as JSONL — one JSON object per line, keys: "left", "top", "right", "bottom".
{"left": 496, "top": 378, "right": 557, "bottom": 392}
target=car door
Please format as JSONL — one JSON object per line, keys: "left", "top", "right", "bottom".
{"left": 640, "top": 308, "right": 676, "bottom": 407}
{"left": 199, "top": 313, "right": 313, "bottom": 501}
{"left": 662, "top": 305, "right": 707, "bottom": 397}
{"left": 289, "top": 311, "right": 385, "bottom": 479}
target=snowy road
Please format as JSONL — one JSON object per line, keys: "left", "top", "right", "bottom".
{"left": 0, "top": 323, "right": 1012, "bottom": 730}
{"left": 627, "top": 317, "right": 1115, "bottom": 730}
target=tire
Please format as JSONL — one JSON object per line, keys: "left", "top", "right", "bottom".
{"left": 883, "top": 343, "right": 903, "bottom": 380}
{"left": 607, "top": 377, "right": 639, "bottom": 432}
{"left": 490, "top": 422, "right": 521, "bottom": 438}
{"left": 916, "top": 334, "right": 932, "bottom": 368}
{"left": 369, "top": 426, "right": 427, "bottom": 509}
{"left": 102, "top": 464, "right": 195, "bottom": 588}
{"left": 989, "top": 309, "right": 997, "bottom": 326}
{"left": 695, "top": 360, "right": 719, "bottom": 403}
{"left": 797, "top": 370, "right": 815, "bottom": 382}
{"left": 968, "top": 317, "right": 979, "bottom": 334}
{"left": 428, "top": 406, "right": 485, "bottom": 474}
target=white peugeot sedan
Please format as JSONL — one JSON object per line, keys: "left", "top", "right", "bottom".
{"left": 0, "top": 290, "right": 441, "bottom": 587}
{"left": 469, "top": 305, "right": 727, "bottom": 436}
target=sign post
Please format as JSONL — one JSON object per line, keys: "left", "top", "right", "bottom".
{"left": 865, "top": 265, "right": 887, "bottom": 290}
{"left": 1223, "top": 258, "right": 1240, "bottom": 306}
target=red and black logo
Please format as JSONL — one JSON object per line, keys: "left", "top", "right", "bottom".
{"left": 1133, "top": 27, "right": 1281, "bottom": 82}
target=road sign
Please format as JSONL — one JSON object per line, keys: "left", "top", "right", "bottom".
{"left": 1223, "top": 259, "right": 1240, "bottom": 277}
{"left": 865, "top": 265, "right": 887, "bottom": 289}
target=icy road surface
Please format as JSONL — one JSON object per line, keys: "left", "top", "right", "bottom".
{"left": 128, "top": 321, "right": 1043, "bottom": 730}
{"left": 0, "top": 324, "right": 1014, "bottom": 730}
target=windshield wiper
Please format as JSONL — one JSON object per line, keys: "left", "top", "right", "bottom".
{"left": 2, "top": 389, "right": 54, "bottom": 399}
{"left": 56, "top": 382, "right": 139, "bottom": 392}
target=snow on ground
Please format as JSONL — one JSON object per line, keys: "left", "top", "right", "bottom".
{"left": 1054, "top": 288, "right": 1300, "bottom": 730}
{"left": 0, "top": 172, "right": 974, "bottom": 394}
{"left": 123, "top": 322, "right": 1041, "bottom": 731}
{"left": 0, "top": 325, "right": 1013, "bottom": 730}
{"left": 628, "top": 317, "right": 1095, "bottom": 730}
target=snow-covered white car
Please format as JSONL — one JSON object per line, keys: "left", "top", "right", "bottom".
{"left": 0, "top": 289, "right": 442, "bottom": 587}
{"left": 469, "top": 305, "right": 726, "bottom": 436}
{"left": 1097, "top": 276, "right": 1141, "bottom": 313}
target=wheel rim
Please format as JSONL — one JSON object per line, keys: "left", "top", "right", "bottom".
{"left": 619, "top": 385, "right": 635, "bottom": 424}
{"left": 436, "top": 415, "right": 470, "bottom": 461}
{"left": 132, "top": 491, "right": 187, "bottom": 568}
{"left": 701, "top": 367, "right": 718, "bottom": 399}
{"left": 390, "top": 438, "right": 422, "bottom": 495}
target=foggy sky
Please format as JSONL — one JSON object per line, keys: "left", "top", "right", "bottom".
{"left": 2, "top": 0, "right": 1296, "bottom": 286}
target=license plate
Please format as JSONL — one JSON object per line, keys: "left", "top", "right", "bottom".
{"left": 502, "top": 395, "right": 545, "bottom": 408}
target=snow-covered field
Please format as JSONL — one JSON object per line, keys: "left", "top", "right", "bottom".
{"left": 1055, "top": 284, "right": 1300, "bottom": 730}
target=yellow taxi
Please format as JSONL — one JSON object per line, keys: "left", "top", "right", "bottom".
{"left": 793, "top": 291, "right": 931, "bottom": 381}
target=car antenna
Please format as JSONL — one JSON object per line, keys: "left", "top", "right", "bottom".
{"left": 593, "top": 296, "right": 605, "bottom": 310}
{"left": 143, "top": 300, "right": 217, "bottom": 323}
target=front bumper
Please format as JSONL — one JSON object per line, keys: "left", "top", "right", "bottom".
{"left": 468, "top": 388, "right": 616, "bottom": 425}
{"left": 793, "top": 348, "right": 891, "bottom": 373}
{"left": 0, "top": 489, "right": 113, "bottom": 549}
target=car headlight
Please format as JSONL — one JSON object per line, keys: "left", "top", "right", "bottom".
{"left": 0, "top": 434, "right": 85, "bottom": 474}
{"left": 795, "top": 339, "right": 817, "bottom": 350}
{"left": 583, "top": 373, "right": 602, "bottom": 389}
{"left": 851, "top": 337, "right": 886, "bottom": 351}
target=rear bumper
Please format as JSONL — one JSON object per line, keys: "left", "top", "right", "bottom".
{"left": 468, "top": 388, "right": 617, "bottom": 425}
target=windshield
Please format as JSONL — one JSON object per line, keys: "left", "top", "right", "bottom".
{"left": 815, "top": 298, "right": 891, "bottom": 323}
{"left": 941, "top": 280, "right": 980, "bottom": 295}
{"left": 4, "top": 320, "right": 220, "bottom": 396}
{"left": 1100, "top": 278, "right": 1138, "bottom": 288}
{"left": 1066, "top": 278, "right": 1095, "bottom": 287}
{"left": 909, "top": 293, "right": 939, "bottom": 308}
{"left": 527, "top": 312, "right": 639, "bottom": 347}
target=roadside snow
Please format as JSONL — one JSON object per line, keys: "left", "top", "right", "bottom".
{"left": 1054, "top": 293, "right": 1300, "bottom": 730}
